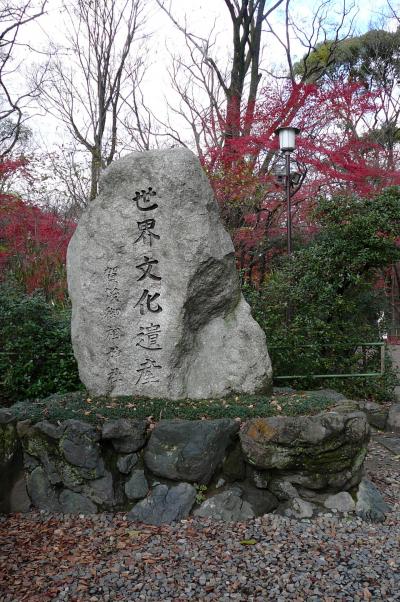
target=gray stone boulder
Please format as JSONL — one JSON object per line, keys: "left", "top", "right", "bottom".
{"left": 59, "top": 490, "right": 97, "bottom": 514}
{"left": 324, "top": 491, "right": 355, "bottom": 513}
{"left": 117, "top": 453, "right": 138, "bottom": 474}
{"left": 102, "top": 419, "right": 147, "bottom": 453}
{"left": 9, "top": 474, "right": 30, "bottom": 513}
{"left": 61, "top": 420, "right": 101, "bottom": 470}
{"left": 305, "top": 389, "right": 347, "bottom": 402}
{"left": 26, "top": 466, "right": 61, "bottom": 512}
{"left": 240, "top": 412, "right": 369, "bottom": 490}
{"left": 0, "top": 422, "right": 23, "bottom": 513}
{"left": 35, "top": 421, "right": 66, "bottom": 440}
{"left": 358, "top": 401, "right": 388, "bottom": 430}
{"left": 145, "top": 419, "right": 239, "bottom": 484}
{"left": 67, "top": 147, "right": 272, "bottom": 399}
{"left": 0, "top": 409, "right": 15, "bottom": 424}
{"left": 387, "top": 403, "right": 400, "bottom": 433}
{"left": 236, "top": 481, "right": 278, "bottom": 515}
{"left": 222, "top": 443, "right": 246, "bottom": 482}
{"left": 276, "top": 496, "right": 317, "bottom": 519}
{"left": 19, "top": 419, "right": 106, "bottom": 485}
{"left": 128, "top": 483, "right": 196, "bottom": 525}
{"left": 194, "top": 487, "right": 255, "bottom": 522}
{"left": 125, "top": 470, "right": 149, "bottom": 500}
{"left": 248, "top": 468, "right": 270, "bottom": 489}
{"left": 268, "top": 478, "right": 298, "bottom": 501}
{"left": 355, "top": 479, "right": 391, "bottom": 522}
{"left": 20, "top": 424, "right": 67, "bottom": 486}
{"left": 83, "top": 471, "right": 116, "bottom": 508}
{"left": 378, "top": 436, "right": 400, "bottom": 454}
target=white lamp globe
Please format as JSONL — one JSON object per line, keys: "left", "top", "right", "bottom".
{"left": 275, "top": 126, "right": 300, "bottom": 152}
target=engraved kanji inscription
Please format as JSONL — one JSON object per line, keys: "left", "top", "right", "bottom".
{"left": 136, "top": 323, "right": 162, "bottom": 350}
{"left": 133, "top": 187, "right": 158, "bottom": 211}
{"left": 104, "top": 266, "right": 118, "bottom": 282}
{"left": 136, "top": 358, "right": 162, "bottom": 385}
{"left": 136, "top": 256, "right": 161, "bottom": 281}
{"left": 104, "top": 306, "right": 121, "bottom": 319}
{"left": 108, "top": 366, "right": 122, "bottom": 385}
{"left": 106, "top": 325, "right": 123, "bottom": 340}
{"left": 134, "top": 290, "right": 162, "bottom": 315}
{"left": 105, "top": 286, "right": 121, "bottom": 303}
{"left": 106, "top": 346, "right": 121, "bottom": 361}
{"left": 134, "top": 219, "right": 160, "bottom": 246}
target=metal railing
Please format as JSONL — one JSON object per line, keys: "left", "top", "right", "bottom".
{"left": 271, "top": 341, "right": 385, "bottom": 380}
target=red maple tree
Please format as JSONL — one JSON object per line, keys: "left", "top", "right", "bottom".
{"left": 203, "top": 78, "right": 400, "bottom": 282}
{"left": 0, "top": 159, "right": 76, "bottom": 302}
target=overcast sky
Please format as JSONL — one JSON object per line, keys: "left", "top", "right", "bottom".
{"left": 14, "top": 0, "right": 391, "bottom": 151}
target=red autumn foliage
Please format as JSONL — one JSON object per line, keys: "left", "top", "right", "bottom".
{"left": 204, "top": 79, "right": 400, "bottom": 281}
{"left": 2, "top": 78, "right": 400, "bottom": 296}
{"left": 0, "top": 159, "right": 76, "bottom": 302}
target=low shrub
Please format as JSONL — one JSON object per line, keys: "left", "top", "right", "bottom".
{"left": 0, "top": 285, "right": 82, "bottom": 405}
{"left": 242, "top": 189, "right": 400, "bottom": 401}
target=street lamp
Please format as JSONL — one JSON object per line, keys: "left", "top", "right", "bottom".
{"left": 274, "top": 126, "right": 301, "bottom": 257}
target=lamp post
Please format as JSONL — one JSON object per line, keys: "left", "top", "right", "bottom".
{"left": 274, "top": 126, "right": 300, "bottom": 258}
{"left": 274, "top": 126, "right": 301, "bottom": 324}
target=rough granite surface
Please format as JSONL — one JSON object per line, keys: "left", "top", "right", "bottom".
{"left": 67, "top": 148, "right": 272, "bottom": 399}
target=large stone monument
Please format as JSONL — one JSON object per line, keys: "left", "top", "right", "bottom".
{"left": 67, "top": 148, "right": 272, "bottom": 399}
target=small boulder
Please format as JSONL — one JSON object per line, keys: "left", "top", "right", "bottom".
{"left": 128, "top": 483, "right": 196, "bottom": 525}
{"left": 324, "top": 491, "right": 355, "bottom": 513}
{"left": 0, "top": 423, "right": 25, "bottom": 513}
{"left": 125, "top": 470, "right": 149, "bottom": 500}
{"left": 276, "top": 496, "right": 316, "bottom": 520}
{"left": 26, "top": 466, "right": 61, "bottom": 512}
{"left": 268, "top": 478, "right": 298, "bottom": 501}
{"left": 102, "top": 419, "right": 147, "bottom": 453}
{"left": 194, "top": 487, "right": 255, "bottom": 522}
{"left": 60, "top": 420, "right": 102, "bottom": 470}
{"left": 0, "top": 409, "right": 15, "bottom": 424}
{"left": 35, "top": 421, "right": 66, "bottom": 440}
{"left": 145, "top": 419, "right": 239, "bottom": 484}
{"left": 83, "top": 471, "right": 115, "bottom": 508}
{"left": 9, "top": 474, "right": 31, "bottom": 513}
{"left": 355, "top": 479, "right": 391, "bottom": 523}
{"left": 222, "top": 443, "right": 246, "bottom": 481}
{"left": 358, "top": 401, "right": 388, "bottom": 430}
{"left": 378, "top": 436, "right": 400, "bottom": 455}
{"left": 240, "top": 412, "right": 369, "bottom": 481}
{"left": 117, "top": 453, "right": 138, "bottom": 474}
{"left": 63, "top": 419, "right": 100, "bottom": 442}
{"left": 248, "top": 468, "right": 270, "bottom": 489}
{"left": 387, "top": 404, "right": 400, "bottom": 433}
{"left": 59, "top": 490, "right": 97, "bottom": 514}
{"left": 236, "top": 481, "right": 278, "bottom": 515}
{"left": 305, "top": 389, "right": 347, "bottom": 402}
{"left": 16, "top": 420, "right": 33, "bottom": 438}
{"left": 23, "top": 452, "right": 39, "bottom": 471}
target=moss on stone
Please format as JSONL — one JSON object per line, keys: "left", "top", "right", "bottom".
{"left": 0, "top": 424, "right": 19, "bottom": 466}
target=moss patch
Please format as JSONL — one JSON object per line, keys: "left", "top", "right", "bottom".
{"left": 8, "top": 389, "right": 345, "bottom": 426}
{"left": 0, "top": 424, "right": 20, "bottom": 466}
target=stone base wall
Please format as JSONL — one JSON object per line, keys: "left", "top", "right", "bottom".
{"left": 0, "top": 409, "right": 375, "bottom": 524}
{"left": 387, "top": 344, "right": 400, "bottom": 401}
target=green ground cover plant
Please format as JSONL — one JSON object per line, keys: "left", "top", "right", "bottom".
{"left": 9, "top": 389, "right": 339, "bottom": 425}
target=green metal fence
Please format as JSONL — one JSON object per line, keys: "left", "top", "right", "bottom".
{"left": 271, "top": 341, "right": 385, "bottom": 380}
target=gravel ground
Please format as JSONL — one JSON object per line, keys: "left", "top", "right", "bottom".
{"left": 1, "top": 438, "right": 399, "bottom": 602}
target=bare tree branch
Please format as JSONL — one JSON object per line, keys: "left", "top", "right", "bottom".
{"left": 35, "top": 0, "right": 147, "bottom": 201}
